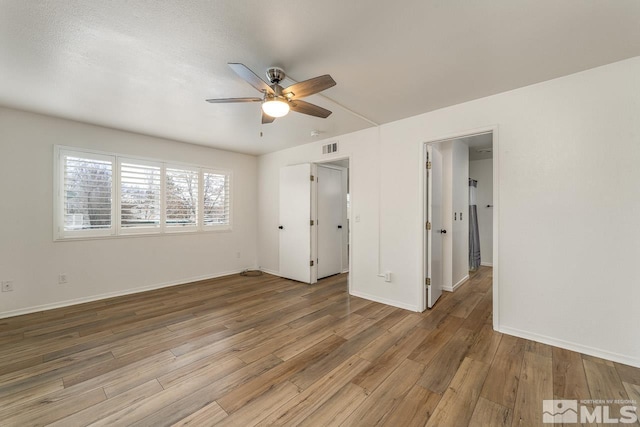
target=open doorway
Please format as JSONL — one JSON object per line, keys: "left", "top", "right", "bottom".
{"left": 467, "top": 136, "right": 494, "bottom": 270}
{"left": 316, "top": 159, "right": 350, "bottom": 279}
{"left": 423, "top": 129, "right": 497, "bottom": 318}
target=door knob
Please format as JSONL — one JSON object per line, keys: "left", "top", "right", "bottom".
{"left": 278, "top": 225, "right": 284, "bottom": 229}
{"left": 337, "top": 225, "right": 343, "bottom": 229}
{"left": 439, "top": 229, "right": 447, "bottom": 234}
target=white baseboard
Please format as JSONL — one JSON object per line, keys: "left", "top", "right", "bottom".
{"left": 442, "top": 274, "right": 469, "bottom": 292}
{"left": 498, "top": 326, "right": 640, "bottom": 369}
{"left": 481, "top": 262, "right": 493, "bottom": 267}
{"left": 350, "top": 290, "right": 419, "bottom": 312}
{"left": 0, "top": 268, "right": 248, "bottom": 320}
{"left": 259, "top": 268, "right": 281, "bottom": 277}
{"left": 260, "top": 268, "right": 350, "bottom": 279}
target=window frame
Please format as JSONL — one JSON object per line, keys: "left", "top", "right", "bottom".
{"left": 55, "top": 147, "right": 117, "bottom": 240}
{"left": 118, "top": 157, "right": 163, "bottom": 235}
{"left": 202, "top": 168, "right": 233, "bottom": 231}
{"left": 54, "top": 146, "right": 233, "bottom": 241}
{"left": 164, "top": 164, "right": 200, "bottom": 233}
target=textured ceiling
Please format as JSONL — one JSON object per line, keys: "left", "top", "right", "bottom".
{"left": 1, "top": 1, "right": 640, "bottom": 155}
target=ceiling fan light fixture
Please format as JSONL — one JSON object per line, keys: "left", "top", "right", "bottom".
{"left": 262, "top": 99, "right": 290, "bottom": 118}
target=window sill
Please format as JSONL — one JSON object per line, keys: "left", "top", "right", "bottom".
{"left": 54, "top": 227, "right": 233, "bottom": 242}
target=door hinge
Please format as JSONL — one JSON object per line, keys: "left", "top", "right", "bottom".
{"left": 310, "top": 175, "right": 315, "bottom": 181}
{"left": 426, "top": 161, "right": 432, "bottom": 169}
{"left": 310, "top": 260, "right": 315, "bottom": 267}
{"left": 426, "top": 277, "right": 431, "bottom": 286}
{"left": 310, "top": 219, "right": 315, "bottom": 226}
{"left": 426, "top": 221, "right": 431, "bottom": 230}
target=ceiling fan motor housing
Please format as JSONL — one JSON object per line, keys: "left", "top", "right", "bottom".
{"left": 266, "top": 67, "right": 286, "bottom": 84}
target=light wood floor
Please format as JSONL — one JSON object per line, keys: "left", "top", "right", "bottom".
{"left": 0, "top": 267, "right": 638, "bottom": 426}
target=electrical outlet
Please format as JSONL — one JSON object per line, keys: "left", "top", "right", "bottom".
{"left": 58, "top": 274, "right": 68, "bottom": 284}
{"left": 236, "top": 252, "right": 241, "bottom": 259}
{"left": 1, "top": 281, "right": 14, "bottom": 292}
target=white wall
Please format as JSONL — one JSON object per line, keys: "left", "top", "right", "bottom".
{"left": 470, "top": 158, "right": 493, "bottom": 266}
{"left": 258, "top": 56, "right": 640, "bottom": 367}
{"left": 0, "top": 107, "right": 258, "bottom": 317}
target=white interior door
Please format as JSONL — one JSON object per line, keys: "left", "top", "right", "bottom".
{"left": 426, "top": 144, "right": 444, "bottom": 308}
{"left": 279, "top": 164, "right": 317, "bottom": 284}
{"left": 317, "top": 166, "right": 343, "bottom": 279}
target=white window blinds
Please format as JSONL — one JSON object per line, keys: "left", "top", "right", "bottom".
{"left": 120, "top": 160, "right": 161, "bottom": 231}
{"left": 165, "top": 167, "right": 199, "bottom": 228}
{"left": 203, "top": 171, "right": 231, "bottom": 227}
{"left": 55, "top": 146, "right": 232, "bottom": 239}
{"left": 62, "top": 152, "right": 114, "bottom": 234}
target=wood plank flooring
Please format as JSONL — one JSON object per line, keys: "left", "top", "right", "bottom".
{"left": 0, "top": 267, "right": 638, "bottom": 426}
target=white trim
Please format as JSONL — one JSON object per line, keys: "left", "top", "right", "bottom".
{"left": 491, "top": 125, "right": 500, "bottom": 331}
{"left": 261, "top": 267, "right": 351, "bottom": 279}
{"left": 315, "top": 164, "right": 349, "bottom": 278}
{"left": 52, "top": 228, "right": 233, "bottom": 243}
{"left": 0, "top": 269, "right": 248, "bottom": 320}
{"left": 53, "top": 145, "right": 62, "bottom": 241}
{"left": 203, "top": 169, "right": 233, "bottom": 231}
{"left": 54, "top": 145, "right": 233, "bottom": 241}
{"left": 499, "top": 326, "right": 640, "bottom": 369}
{"left": 56, "top": 147, "right": 117, "bottom": 239}
{"left": 350, "top": 290, "right": 419, "bottom": 312}
{"left": 165, "top": 164, "right": 200, "bottom": 232}
{"left": 443, "top": 274, "right": 469, "bottom": 292}
{"left": 118, "top": 157, "right": 163, "bottom": 235}
{"left": 420, "top": 143, "right": 428, "bottom": 310}
{"left": 260, "top": 268, "right": 281, "bottom": 277}
{"left": 419, "top": 125, "right": 499, "bottom": 322}
{"left": 313, "top": 153, "right": 354, "bottom": 295}
{"left": 481, "top": 262, "right": 493, "bottom": 267}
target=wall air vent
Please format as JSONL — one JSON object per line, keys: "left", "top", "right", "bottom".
{"left": 322, "top": 141, "right": 338, "bottom": 155}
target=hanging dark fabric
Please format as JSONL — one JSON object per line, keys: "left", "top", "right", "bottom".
{"left": 469, "top": 178, "right": 481, "bottom": 271}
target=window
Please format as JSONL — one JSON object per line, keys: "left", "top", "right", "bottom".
{"left": 120, "top": 159, "right": 161, "bottom": 232}
{"left": 203, "top": 171, "right": 231, "bottom": 227}
{"left": 166, "top": 167, "right": 199, "bottom": 229}
{"left": 59, "top": 150, "right": 115, "bottom": 237}
{"left": 55, "top": 146, "right": 232, "bottom": 240}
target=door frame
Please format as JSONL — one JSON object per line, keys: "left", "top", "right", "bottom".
{"left": 314, "top": 155, "right": 352, "bottom": 293}
{"left": 316, "top": 163, "right": 348, "bottom": 278}
{"left": 419, "top": 126, "right": 500, "bottom": 330}
{"left": 424, "top": 144, "right": 444, "bottom": 309}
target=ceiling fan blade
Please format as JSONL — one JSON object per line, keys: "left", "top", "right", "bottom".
{"left": 205, "top": 97, "right": 262, "bottom": 103}
{"left": 261, "top": 110, "right": 276, "bottom": 124}
{"left": 228, "top": 63, "right": 274, "bottom": 95}
{"left": 282, "top": 75, "right": 336, "bottom": 99}
{"left": 290, "top": 100, "right": 332, "bottom": 118}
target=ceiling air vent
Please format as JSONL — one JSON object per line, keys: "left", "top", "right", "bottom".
{"left": 322, "top": 141, "right": 338, "bottom": 155}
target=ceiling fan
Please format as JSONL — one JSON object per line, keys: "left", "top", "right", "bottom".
{"left": 206, "top": 63, "right": 336, "bottom": 124}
